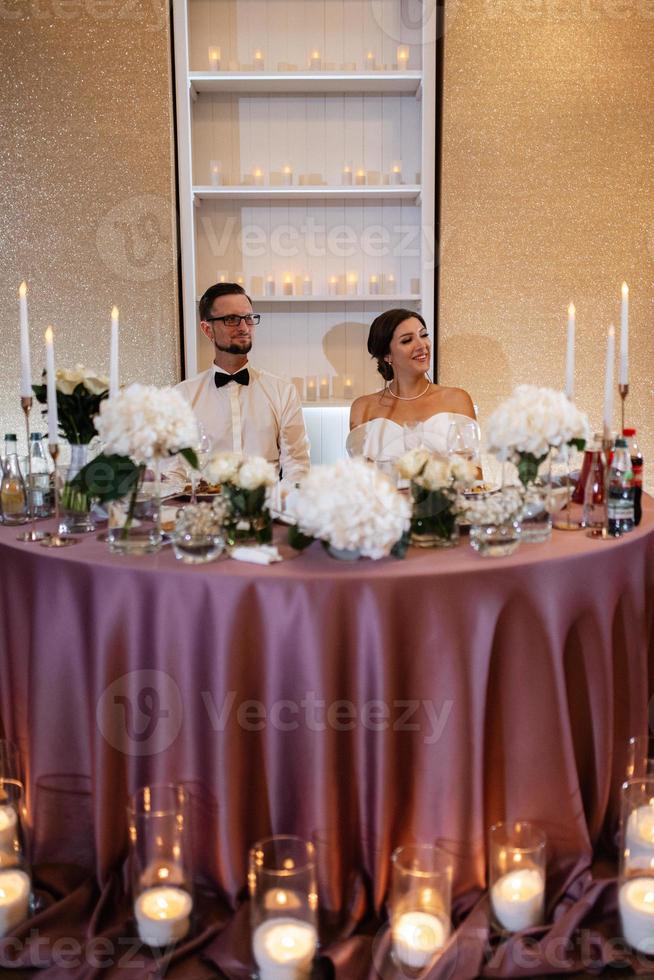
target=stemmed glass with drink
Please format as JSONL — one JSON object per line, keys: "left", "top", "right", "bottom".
{"left": 190, "top": 423, "right": 212, "bottom": 504}
{"left": 446, "top": 419, "right": 480, "bottom": 463}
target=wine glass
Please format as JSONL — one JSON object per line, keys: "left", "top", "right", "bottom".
{"left": 190, "top": 424, "right": 212, "bottom": 504}
{"left": 446, "top": 420, "right": 480, "bottom": 462}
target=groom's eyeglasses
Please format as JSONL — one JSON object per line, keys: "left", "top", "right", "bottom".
{"left": 205, "top": 314, "right": 261, "bottom": 327}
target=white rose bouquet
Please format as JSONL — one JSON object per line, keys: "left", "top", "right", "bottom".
{"left": 395, "top": 449, "right": 477, "bottom": 547}
{"left": 287, "top": 458, "right": 411, "bottom": 560}
{"left": 486, "top": 385, "right": 589, "bottom": 486}
{"left": 204, "top": 451, "right": 277, "bottom": 545}
{"left": 33, "top": 364, "right": 109, "bottom": 444}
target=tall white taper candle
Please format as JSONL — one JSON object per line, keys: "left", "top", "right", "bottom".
{"left": 603, "top": 324, "right": 615, "bottom": 436}
{"left": 110, "top": 306, "right": 119, "bottom": 397}
{"left": 19, "top": 282, "right": 32, "bottom": 399}
{"left": 45, "top": 326, "right": 59, "bottom": 445}
{"left": 620, "top": 282, "right": 629, "bottom": 386}
{"left": 565, "top": 302, "right": 575, "bottom": 399}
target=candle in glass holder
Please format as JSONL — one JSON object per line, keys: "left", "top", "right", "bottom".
{"left": 217, "top": 271, "right": 227, "bottom": 284}
{"left": 365, "top": 51, "right": 375, "bottom": 71}
{"left": 327, "top": 276, "right": 338, "bottom": 296}
{"left": 134, "top": 886, "right": 192, "bottom": 947}
{"left": 491, "top": 869, "right": 545, "bottom": 933}
{"left": 254, "top": 50, "right": 264, "bottom": 70}
{"left": 252, "top": 917, "right": 317, "bottom": 980}
{"left": 390, "top": 162, "right": 402, "bottom": 185}
{"left": 619, "top": 878, "right": 654, "bottom": 954}
{"left": 319, "top": 376, "right": 330, "bottom": 400}
{"left": 235, "top": 276, "right": 245, "bottom": 288}
{"left": 355, "top": 169, "right": 366, "bottom": 186}
{"left": 242, "top": 173, "right": 255, "bottom": 186}
{"left": 624, "top": 805, "right": 654, "bottom": 863}
{"left": 384, "top": 273, "right": 396, "bottom": 295}
{"left": 282, "top": 165, "right": 293, "bottom": 186}
{"left": 0, "top": 869, "right": 30, "bottom": 937}
{"left": 342, "top": 164, "right": 353, "bottom": 186}
{"left": 253, "top": 168, "right": 264, "bottom": 186}
{"left": 309, "top": 50, "right": 321, "bottom": 70}
{"left": 265, "top": 275, "right": 275, "bottom": 297}
{"left": 283, "top": 275, "right": 293, "bottom": 296}
{"left": 208, "top": 46, "right": 221, "bottom": 70}
{"left": 0, "top": 806, "right": 17, "bottom": 851}
{"left": 346, "top": 273, "right": 358, "bottom": 296}
{"left": 369, "top": 275, "right": 380, "bottom": 295}
{"left": 302, "top": 276, "right": 312, "bottom": 296}
{"left": 344, "top": 376, "right": 354, "bottom": 399}
{"left": 392, "top": 911, "right": 446, "bottom": 971}
{"left": 306, "top": 377, "right": 317, "bottom": 401}
{"left": 397, "top": 46, "right": 409, "bottom": 70}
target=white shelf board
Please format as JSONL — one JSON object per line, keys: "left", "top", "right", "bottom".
{"left": 190, "top": 71, "right": 422, "bottom": 96}
{"left": 193, "top": 185, "right": 420, "bottom": 202}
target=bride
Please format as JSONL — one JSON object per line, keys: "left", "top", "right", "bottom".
{"left": 347, "top": 308, "right": 479, "bottom": 463}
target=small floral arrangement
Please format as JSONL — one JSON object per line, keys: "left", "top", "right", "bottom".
{"left": 69, "top": 384, "right": 199, "bottom": 519}
{"left": 486, "top": 385, "right": 589, "bottom": 485}
{"left": 33, "top": 364, "right": 109, "bottom": 444}
{"left": 287, "top": 458, "right": 411, "bottom": 559}
{"left": 204, "top": 452, "right": 277, "bottom": 545}
{"left": 395, "top": 450, "right": 477, "bottom": 547}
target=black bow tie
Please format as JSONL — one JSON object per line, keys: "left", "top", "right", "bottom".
{"left": 214, "top": 368, "right": 250, "bottom": 389}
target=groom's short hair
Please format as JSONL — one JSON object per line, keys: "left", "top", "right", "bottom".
{"left": 199, "top": 282, "right": 252, "bottom": 322}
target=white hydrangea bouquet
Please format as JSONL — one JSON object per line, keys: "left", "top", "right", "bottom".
{"left": 395, "top": 449, "right": 477, "bottom": 547}
{"left": 69, "top": 383, "right": 199, "bottom": 514}
{"left": 203, "top": 451, "right": 277, "bottom": 545}
{"left": 486, "top": 385, "right": 589, "bottom": 486}
{"left": 33, "top": 364, "right": 109, "bottom": 444}
{"left": 287, "top": 458, "right": 411, "bottom": 560}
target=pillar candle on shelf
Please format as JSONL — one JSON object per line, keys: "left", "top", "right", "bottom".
{"left": 306, "top": 377, "right": 317, "bottom": 401}
{"left": 390, "top": 162, "right": 402, "bottom": 185}
{"left": 369, "top": 275, "right": 380, "bottom": 295}
{"left": 309, "top": 50, "right": 321, "bottom": 70}
{"left": 343, "top": 376, "right": 354, "bottom": 399}
{"left": 18, "top": 281, "right": 31, "bottom": 399}
{"left": 346, "top": 274, "right": 358, "bottom": 296}
{"left": 302, "top": 276, "right": 312, "bottom": 296}
{"left": 253, "top": 168, "right": 264, "bottom": 186}
{"left": 342, "top": 165, "right": 353, "bottom": 186}
{"left": 384, "top": 273, "right": 396, "bottom": 295}
{"left": 235, "top": 276, "right": 245, "bottom": 288}
{"left": 397, "top": 46, "right": 409, "bottom": 70}
{"left": 265, "top": 275, "right": 275, "bottom": 297}
{"left": 208, "top": 46, "right": 221, "bottom": 70}
{"left": 282, "top": 165, "right": 293, "bottom": 186}
{"left": 319, "top": 377, "right": 330, "bottom": 400}
{"left": 250, "top": 276, "right": 263, "bottom": 296}
{"left": 365, "top": 51, "right": 375, "bottom": 71}
{"left": 44, "top": 327, "right": 59, "bottom": 445}
{"left": 209, "top": 160, "right": 222, "bottom": 186}
{"left": 327, "top": 276, "right": 338, "bottom": 296}
{"left": 603, "top": 324, "right": 615, "bottom": 437}
{"left": 355, "top": 169, "right": 366, "bottom": 186}
{"left": 565, "top": 303, "right": 575, "bottom": 400}
{"left": 366, "top": 170, "right": 380, "bottom": 185}
{"left": 217, "top": 271, "right": 227, "bottom": 284}
{"left": 134, "top": 886, "right": 192, "bottom": 947}
{"left": 283, "top": 275, "right": 293, "bottom": 296}
{"left": 253, "top": 50, "right": 264, "bottom": 70}
{"left": 242, "top": 173, "right": 255, "bottom": 186}
{"left": 620, "top": 281, "right": 629, "bottom": 386}
{"left": 110, "top": 306, "right": 119, "bottom": 398}
{"left": 491, "top": 868, "right": 545, "bottom": 932}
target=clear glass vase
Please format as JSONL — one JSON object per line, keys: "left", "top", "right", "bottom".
{"left": 410, "top": 486, "right": 459, "bottom": 548}
{"left": 520, "top": 480, "right": 552, "bottom": 543}
{"left": 469, "top": 519, "right": 521, "bottom": 558}
{"left": 107, "top": 465, "right": 162, "bottom": 555}
{"left": 58, "top": 443, "right": 95, "bottom": 534}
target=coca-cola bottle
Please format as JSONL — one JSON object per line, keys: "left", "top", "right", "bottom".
{"left": 623, "top": 427, "right": 643, "bottom": 526}
{"left": 607, "top": 438, "right": 635, "bottom": 537}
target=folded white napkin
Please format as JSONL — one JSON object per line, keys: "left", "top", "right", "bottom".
{"left": 230, "top": 545, "right": 282, "bottom": 565}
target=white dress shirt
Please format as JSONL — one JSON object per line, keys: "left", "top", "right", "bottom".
{"left": 172, "top": 364, "right": 310, "bottom": 486}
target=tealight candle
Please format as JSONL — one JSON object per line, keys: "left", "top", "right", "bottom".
{"left": 254, "top": 50, "right": 264, "bottom": 70}
{"left": 282, "top": 165, "right": 293, "bottom": 186}
{"left": 619, "top": 877, "right": 654, "bottom": 954}
{"left": 369, "top": 275, "right": 380, "bottom": 295}
{"left": 327, "top": 276, "right": 338, "bottom": 296}
{"left": 134, "top": 886, "right": 192, "bottom": 947}
{"left": 265, "top": 275, "right": 275, "bottom": 297}
{"left": 208, "top": 46, "right": 221, "bottom": 70}
{"left": 0, "top": 869, "right": 30, "bottom": 938}
{"left": 309, "top": 50, "right": 321, "bottom": 70}
{"left": 283, "top": 275, "right": 293, "bottom": 296}
{"left": 253, "top": 168, "right": 264, "bottom": 186}
{"left": 491, "top": 868, "right": 545, "bottom": 933}
{"left": 302, "top": 276, "right": 312, "bottom": 296}
{"left": 342, "top": 165, "right": 353, "bottom": 186}
{"left": 319, "top": 377, "right": 330, "bottom": 399}
{"left": 18, "top": 281, "right": 32, "bottom": 399}
{"left": 263, "top": 888, "right": 303, "bottom": 912}
{"left": 110, "top": 305, "right": 119, "bottom": 398}
{"left": 392, "top": 911, "right": 446, "bottom": 971}
{"left": 390, "top": 162, "right": 402, "bottom": 185}
{"left": 0, "top": 806, "right": 17, "bottom": 851}
{"left": 252, "top": 917, "right": 317, "bottom": 980}
{"left": 355, "top": 169, "right": 366, "bottom": 186}
{"left": 397, "top": 46, "right": 409, "bottom": 69}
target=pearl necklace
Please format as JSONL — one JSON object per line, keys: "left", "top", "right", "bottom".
{"left": 386, "top": 380, "right": 431, "bottom": 401}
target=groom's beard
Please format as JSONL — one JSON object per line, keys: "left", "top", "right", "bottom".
{"left": 215, "top": 340, "right": 252, "bottom": 355}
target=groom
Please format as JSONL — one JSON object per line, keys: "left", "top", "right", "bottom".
{"left": 174, "top": 282, "right": 310, "bottom": 487}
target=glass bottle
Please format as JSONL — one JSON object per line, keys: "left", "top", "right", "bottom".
{"left": 623, "top": 428, "right": 643, "bottom": 527}
{"left": 29, "top": 433, "right": 52, "bottom": 518}
{"left": 608, "top": 438, "right": 635, "bottom": 537}
{"left": 1, "top": 442, "right": 28, "bottom": 525}
{"left": 580, "top": 435, "right": 605, "bottom": 530}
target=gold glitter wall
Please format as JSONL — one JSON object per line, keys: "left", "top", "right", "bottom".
{"left": 0, "top": 3, "right": 180, "bottom": 449}
{"left": 439, "top": 0, "right": 654, "bottom": 489}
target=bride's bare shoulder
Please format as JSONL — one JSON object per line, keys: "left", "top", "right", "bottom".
{"left": 349, "top": 390, "right": 386, "bottom": 429}
{"left": 436, "top": 385, "right": 476, "bottom": 418}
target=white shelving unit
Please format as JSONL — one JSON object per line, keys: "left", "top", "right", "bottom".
{"left": 173, "top": 0, "right": 437, "bottom": 460}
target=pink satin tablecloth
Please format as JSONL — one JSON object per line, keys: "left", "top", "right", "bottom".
{"left": 1, "top": 500, "right": 653, "bottom": 978}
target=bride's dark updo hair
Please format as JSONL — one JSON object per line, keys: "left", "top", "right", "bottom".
{"left": 367, "top": 308, "right": 427, "bottom": 381}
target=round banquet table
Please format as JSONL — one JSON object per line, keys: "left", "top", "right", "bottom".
{"left": 1, "top": 502, "right": 654, "bottom": 976}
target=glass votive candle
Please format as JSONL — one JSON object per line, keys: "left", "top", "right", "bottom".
{"left": 625, "top": 735, "right": 654, "bottom": 782}
{"left": 619, "top": 778, "right": 654, "bottom": 953}
{"left": 390, "top": 843, "right": 451, "bottom": 974}
{"left": 0, "top": 776, "right": 31, "bottom": 939}
{"left": 249, "top": 835, "right": 318, "bottom": 980}
{"left": 488, "top": 821, "right": 546, "bottom": 933}
{"left": 622, "top": 777, "right": 654, "bottom": 865}
{"left": 172, "top": 502, "right": 226, "bottom": 564}
{"left": 128, "top": 784, "right": 193, "bottom": 948}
